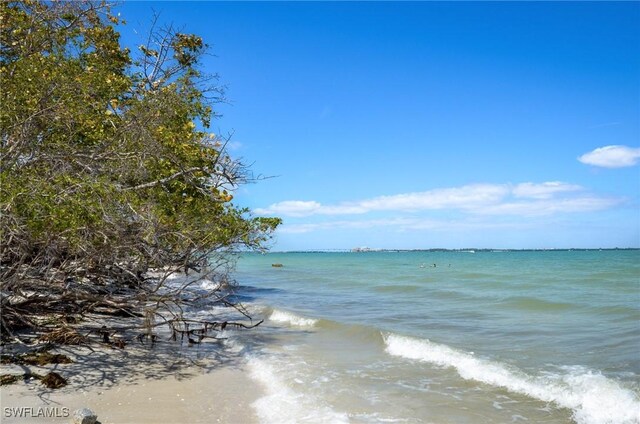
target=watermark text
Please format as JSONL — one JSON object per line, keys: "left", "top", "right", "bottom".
{"left": 4, "top": 407, "right": 70, "bottom": 419}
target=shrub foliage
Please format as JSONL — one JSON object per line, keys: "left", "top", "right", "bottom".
{"left": 0, "top": 1, "right": 280, "bottom": 342}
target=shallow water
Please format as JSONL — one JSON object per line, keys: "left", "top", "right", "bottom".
{"left": 231, "top": 250, "right": 640, "bottom": 424}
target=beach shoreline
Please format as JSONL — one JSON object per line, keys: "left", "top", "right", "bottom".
{"left": 1, "top": 340, "right": 261, "bottom": 424}
{"left": 1, "top": 268, "right": 269, "bottom": 424}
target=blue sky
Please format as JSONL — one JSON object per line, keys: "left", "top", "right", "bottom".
{"left": 116, "top": 1, "right": 640, "bottom": 250}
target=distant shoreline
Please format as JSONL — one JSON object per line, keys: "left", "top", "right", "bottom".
{"left": 260, "top": 247, "right": 640, "bottom": 254}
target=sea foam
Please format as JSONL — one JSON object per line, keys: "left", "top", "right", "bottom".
{"left": 247, "top": 356, "right": 349, "bottom": 424}
{"left": 383, "top": 333, "right": 640, "bottom": 424}
{"left": 269, "top": 309, "right": 318, "bottom": 328}
{"left": 199, "top": 279, "right": 220, "bottom": 291}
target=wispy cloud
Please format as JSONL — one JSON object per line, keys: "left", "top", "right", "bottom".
{"left": 512, "top": 182, "right": 583, "bottom": 199}
{"left": 476, "top": 196, "right": 619, "bottom": 217}
{"left": 225, "top": 140, "right": 243, "bottom": 151}
{"left": 278, "top": 217, "right": 535, "bottom": 234}
{"left": 257, "top": 200, "right": 323, "bottom": 217}
{"left": 357, "top": 184, "right": 508, "bottom": 212}
{"left": 588, "top": 122, "right": 621, "bottom": 130}
{"left": 578, "top": 145, "right": 640, "bottom": 168}
{"left": 255, "top": 181, "right": 616, "bottom": 218}
{"left": 256, "top": 184, "right": 508, "bottom": 216}
{"left": 319, "top": 106, "right": 332, "bottom": 120}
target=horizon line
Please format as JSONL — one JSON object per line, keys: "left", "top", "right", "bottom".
{"left": 259, "top": 247, "right": 640, "bottom": 254}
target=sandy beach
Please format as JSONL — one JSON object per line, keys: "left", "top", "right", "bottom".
{"left": 1, "top": 341, "right": 260, "bottom": 424}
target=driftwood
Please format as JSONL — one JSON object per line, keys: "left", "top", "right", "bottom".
{"left": 0, "top": 260, "right": 261, "bottom": 351}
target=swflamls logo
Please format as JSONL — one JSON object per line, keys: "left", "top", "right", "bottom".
{"left": 3, "top": 407, "right": 70, "bottom": 418}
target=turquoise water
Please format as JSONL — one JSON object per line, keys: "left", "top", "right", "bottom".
{"left": 232, "top": 250, "right": 640, "bottom": 424}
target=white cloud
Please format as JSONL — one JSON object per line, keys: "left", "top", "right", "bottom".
{"left": 358, "top": 184, "right": 509, "bottom": 211}
{"left": 256, "top": 181, "right": 615, "bottom": 218}
{"left": 269, "top": 182, "right": 624, "bottom": 236}
{"left": 278, "top": 219, "right": 400, "bottom": 234}
{"left": 578, "top": 145, "right": 640, "bottom": 168}
{"left": 512, "top": 182, "right": 583, "bottom": 199}
{"left": 255, "top": 200, "right": 321, "bottom": 217}
{"left": 476, "top": 196, "right": 621, "bottom": 216}
{"left": 278, "top": 217, "right": 533, "bottom": 234}
{"left": 256, "top": 184, "right": 510, "bottom": 217}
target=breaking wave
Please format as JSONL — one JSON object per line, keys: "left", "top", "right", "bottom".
{"left": 383, "top": 333, "right": 640, "bottom": 424}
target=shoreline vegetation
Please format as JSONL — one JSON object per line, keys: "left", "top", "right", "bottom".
{"left": 1, "top": 2, "right": 278, "bottom": 422}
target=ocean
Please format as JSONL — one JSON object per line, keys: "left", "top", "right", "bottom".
{"left": 228, "top": 250, "right": 640, "bottom": 424}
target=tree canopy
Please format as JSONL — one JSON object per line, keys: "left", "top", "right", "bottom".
{"left": 0, "top": 0, "right": 280, "bottom": 343}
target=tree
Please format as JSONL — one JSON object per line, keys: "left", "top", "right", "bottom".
{"left": 0, "top": 0, "right": 280, "bottom": 345}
